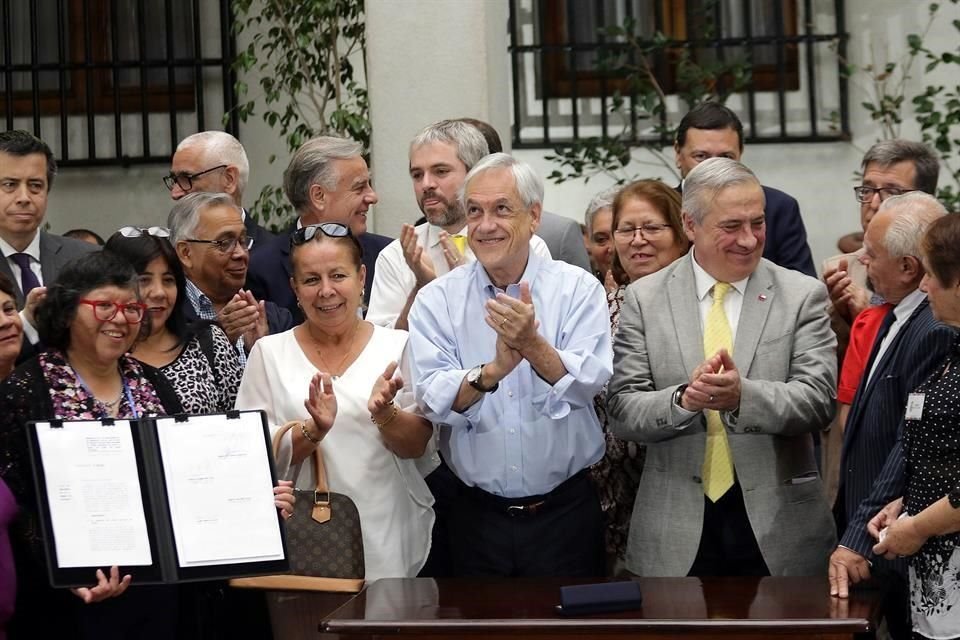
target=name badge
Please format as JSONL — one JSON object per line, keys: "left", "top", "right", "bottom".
{"left": 905, "top": 393, "right": 925, "bottom": 421}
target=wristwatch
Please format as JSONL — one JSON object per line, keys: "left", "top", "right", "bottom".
{"left": 467, "top": 364, "right": 499, "bottom": 393}
{"left": 672, "top": 384, "right": 688, "bottom": 408}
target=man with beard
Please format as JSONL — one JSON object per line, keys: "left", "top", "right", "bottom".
{"left": 366, "top": 120, "right": 550, "bottom": 330}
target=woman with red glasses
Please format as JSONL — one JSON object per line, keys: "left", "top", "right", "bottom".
{"left": 0, "top": 251, "right": 183, "bottom": 638}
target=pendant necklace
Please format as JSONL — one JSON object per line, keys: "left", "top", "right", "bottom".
{"left": 313, "top": 320, "right": 361, "bottom": 380}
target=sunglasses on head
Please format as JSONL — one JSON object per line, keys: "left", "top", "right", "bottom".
{"left": 118, "top": 226, "right": 171, "bottom": 238}
{"left": 291, "top": 223, "right": 352, "bottom": 245}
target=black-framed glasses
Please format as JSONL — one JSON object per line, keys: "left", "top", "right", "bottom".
{"left": 118, "top": 226, "right": 170, "bottom": 238}
{"left": 184, "top": 235, "right": 254, "bottom": 254}
{"left": 853, "top": 185, "right": 915, "bottom": 204}
{"left": 78, "top": 299, "right": 147, "bottom": 323}
{"left": 162, "top": 165, "right": 227, "bottom": 191}
{"left": 613, "top": 223, "right": 672, "bottom": 240}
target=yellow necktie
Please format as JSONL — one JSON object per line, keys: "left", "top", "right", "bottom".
{"left": 702, "top": 282, "right": 735, "bottom": 502}
{"left": 451, "top": 234, "right": 467, "bottom": 255}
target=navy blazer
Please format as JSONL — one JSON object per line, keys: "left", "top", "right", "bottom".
{"left": 244, "top": 209, "right": 276, "bottom": 255}
{"left": 246, "top": 226, "right": 392, "bottom": 322}
{"left": 676, "top": 183, "right": 816, "bottom": 277}
{"left": 836, "top": 299, "right": 954, "bottom": 571}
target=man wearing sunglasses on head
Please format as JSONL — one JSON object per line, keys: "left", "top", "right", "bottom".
{"left": 165, "top": 131, "right": 274, "bottom": 253}
{"left": 246, "top": 135, "right": 392, "bottom": 322}
{"left": 167, "top": 193, "right": 293, "bottom": 365}
{"left": 0, "top": 130, "right": 97, "bottom": 361}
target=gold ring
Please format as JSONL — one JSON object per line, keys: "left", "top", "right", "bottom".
{"left": 501, "top": 317, "right": 507, "bottom": 326}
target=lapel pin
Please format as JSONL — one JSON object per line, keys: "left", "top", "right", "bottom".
{"left": 758, "top": 294, "right": 767, "bottom": 301}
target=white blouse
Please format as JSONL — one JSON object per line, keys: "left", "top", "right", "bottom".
{"left": 235, "top": 324, "right": 434, "bottom": 580}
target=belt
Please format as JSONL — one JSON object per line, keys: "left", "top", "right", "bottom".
{"left": 460, "top": 469, "right": 589, "bottom": 518}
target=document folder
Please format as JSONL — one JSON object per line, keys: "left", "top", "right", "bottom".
{"left": 26, "top": 409, "right": 290, "bottom": 588}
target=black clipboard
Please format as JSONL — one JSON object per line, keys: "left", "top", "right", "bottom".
{"left": 25, "top": 409, "right": 290, "bottom": 588}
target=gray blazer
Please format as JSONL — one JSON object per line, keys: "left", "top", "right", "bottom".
{"left": 1, "top": 231, "right": 98, "bottom": 308}
{"left": 535, "top": 211, "right": 591, "bottom": 272}
{"left": 607, "top": 253, "right": 837, "bottom": 577}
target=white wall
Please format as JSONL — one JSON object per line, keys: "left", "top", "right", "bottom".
{"left": 41, "top": 0, "right": 960, "bottom": 270}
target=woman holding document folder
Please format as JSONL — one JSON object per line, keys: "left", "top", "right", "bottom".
{"left": 0, "top": 251, "right": 293, "bottom": 639}
{"left": 236, "top": 222, "right": 435, "bottom": 580}
{"left": 0, "top": 251, "right": 184, "bottom": 638}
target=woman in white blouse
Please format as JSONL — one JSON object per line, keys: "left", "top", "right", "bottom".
{"left": 236, "top": 223, "right": 434, "bottom": 580}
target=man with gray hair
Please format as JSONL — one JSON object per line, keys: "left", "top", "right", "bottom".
{"left": 168, "top": 192, "right": 292, "bottom": 364}
{"left": 246, "top": 135, "right": 391, "bottom": 319}
{"left": 822, "top": 139, "right": 940, "bottom": 354}
{"left": 367, "top": 119, "right": 550, "bottom": 330}
{"left": 827, "top": 192, "right": 952, "bottom": 637}
{"left": 164, "top": 130, "right": 274, "bottom": 251}
{"left": 607, "top": 157, "right": 837, "bottom": 578}
{"left": 407, "top": 153, "right": 612, "bottom": 576}
{"left": 583, "top": 185, "right": 618, "bottom": 285}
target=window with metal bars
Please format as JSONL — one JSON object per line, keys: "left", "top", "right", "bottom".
{"left": 0, "top": 0, "right": 239, "bottom": 166}
{"left": 509, "top": 0, "right": 850, "bottom": 148}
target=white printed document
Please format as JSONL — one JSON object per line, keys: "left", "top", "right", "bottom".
{"left": 34, "top": 420, "right": 153, "bottom": 568}
{"left": 154, "top": 413, "right": 285, "bottom": 567}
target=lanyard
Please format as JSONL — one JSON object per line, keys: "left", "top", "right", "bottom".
{"left": 74, "top": 369, "right": 139, "bottom": 419}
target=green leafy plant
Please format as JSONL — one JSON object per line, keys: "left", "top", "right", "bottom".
{"left": 545, "top": 0, "right": 752, "bottom": 186}
{"left": 842, "top": 0, "right": 960, "bottom": 210}
{"left": 229, "top": 0, "right": 369, "bottom": 230}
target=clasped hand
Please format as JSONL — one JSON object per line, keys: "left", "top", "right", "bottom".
{"left": 368, "top": 361, "right": 403, "bottom": 420}
{"left": 681, "top": 349, "right": 741, "bottom": 412}
{"left": 484, "top": 282, "right": 538, "bottom": 378}
{"left": 219, "top": 289, "right": 268, "bottom": 350}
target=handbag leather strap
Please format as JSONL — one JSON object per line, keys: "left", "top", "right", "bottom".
{"left": 274, "top": 421, "right": 332, "bottom": 523}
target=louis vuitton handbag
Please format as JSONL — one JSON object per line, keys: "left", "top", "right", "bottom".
{"left": 229, "top": 421, "right": 365, "bottom": 592}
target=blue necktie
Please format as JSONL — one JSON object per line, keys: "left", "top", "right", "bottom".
{"left": 9, "top": 253, "right": 40, "bottom": 298}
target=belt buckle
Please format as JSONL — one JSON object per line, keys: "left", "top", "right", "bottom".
{"left": 507, "top": 500, "right": 545, "bottom": 517}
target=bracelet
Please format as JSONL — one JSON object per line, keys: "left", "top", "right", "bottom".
{"left": 370, "top": 401, "right": 399, "bottom": 430}
{"left": 299, "top": 420, "right": 321, "bottom": 444}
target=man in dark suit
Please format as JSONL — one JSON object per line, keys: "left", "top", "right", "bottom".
{"left": 828, "top": 192, "right": 953, "bottom": 638}
{"left": 165, "top": 131, "right": 274, "bottom": 252}
{"left": 168, "top": 192, "right": 292, "bottom": 365}
{"left": 246, "top": 136, "right": 391, "bottom": 320}
{"left": 0, "top": 130, "right": 97, "bottom": 358}
{"left": 674, "top": 102, "right": 816, "bottom": 277}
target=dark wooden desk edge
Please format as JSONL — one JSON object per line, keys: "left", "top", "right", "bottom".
{"left": 323, "top": 617, "right": 874, "bottom": 634}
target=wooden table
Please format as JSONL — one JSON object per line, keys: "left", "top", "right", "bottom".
{"left": 313, "top": 576, "right": 882, "bottom": 639}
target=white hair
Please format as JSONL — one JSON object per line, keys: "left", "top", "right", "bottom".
{"left": 458, "top": 152, "right": 543, "bottom": 210}
{"left": 176, "top": 131, "right": 250, "bottom": 199}
{"left": 682, "top": 157, "right": 762, "bottom": 225}
{"left": 878, "top": 191, "right": 947, "bottom": 258}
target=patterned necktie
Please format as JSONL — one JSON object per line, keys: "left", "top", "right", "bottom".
{"left": 702, "top": 281, "right": 735, "bottom": 502}
{"left": 451, "top": 234, "right": 467, "bottom": 256}
{"left": 9, "top": 253, "right": 40, "bottom": 298}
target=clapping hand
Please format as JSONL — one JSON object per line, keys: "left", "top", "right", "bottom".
{"left": 303, "top": 372, "right": 337, "bottom": 442}
{"left": 369, "top": 361, "right": 403, "bottom": 418}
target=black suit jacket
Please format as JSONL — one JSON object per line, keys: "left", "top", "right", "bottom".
{"left": 243, "top": 208, "right": 275, "bottom": 254}
{"left": 836, "top": 299, "right": 954, "bottom": 571}
{"left": 246, "top": 226, "right": 392, "bottom": 322}
{"left": 676, "top": 183, "right": 816, "bottom": 277}
{"left": 0, "top": 231, "right": 98, "bottom": 308}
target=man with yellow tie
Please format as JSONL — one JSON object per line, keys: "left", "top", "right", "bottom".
{"left": 607, "top": 157, "right": 837, "bottom": 577}
{"left": 366, "top": 120, "right": 550, "bottom": 330}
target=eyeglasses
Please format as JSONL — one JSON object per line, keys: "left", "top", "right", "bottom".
{"left": 853, "top": 185, "right": 915, "bottom": 204}
{"left": 291, "top": 222, "right": 352, "bottom": 245}
{"left": 118, "top": 226, "right": 170, "bottom": 238}
{"left": 613, "top": 223, "right": 672, "bottom": 240}
{"left": 78, "top": 299, "right": 147, "bottom": 323}
{"left": 184, "top": 234, "right": 253, "bottom": 254}
{"left": 162, "top": 165, "right": 227, "bottom": 191}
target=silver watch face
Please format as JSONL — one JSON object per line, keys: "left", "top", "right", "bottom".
{"left": 467, "top": 366, "right": 482, "bottom": 385}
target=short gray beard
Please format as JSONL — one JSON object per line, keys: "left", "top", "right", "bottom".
{"left": 425, "top": 203, "right": 465, "bottom": 229}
